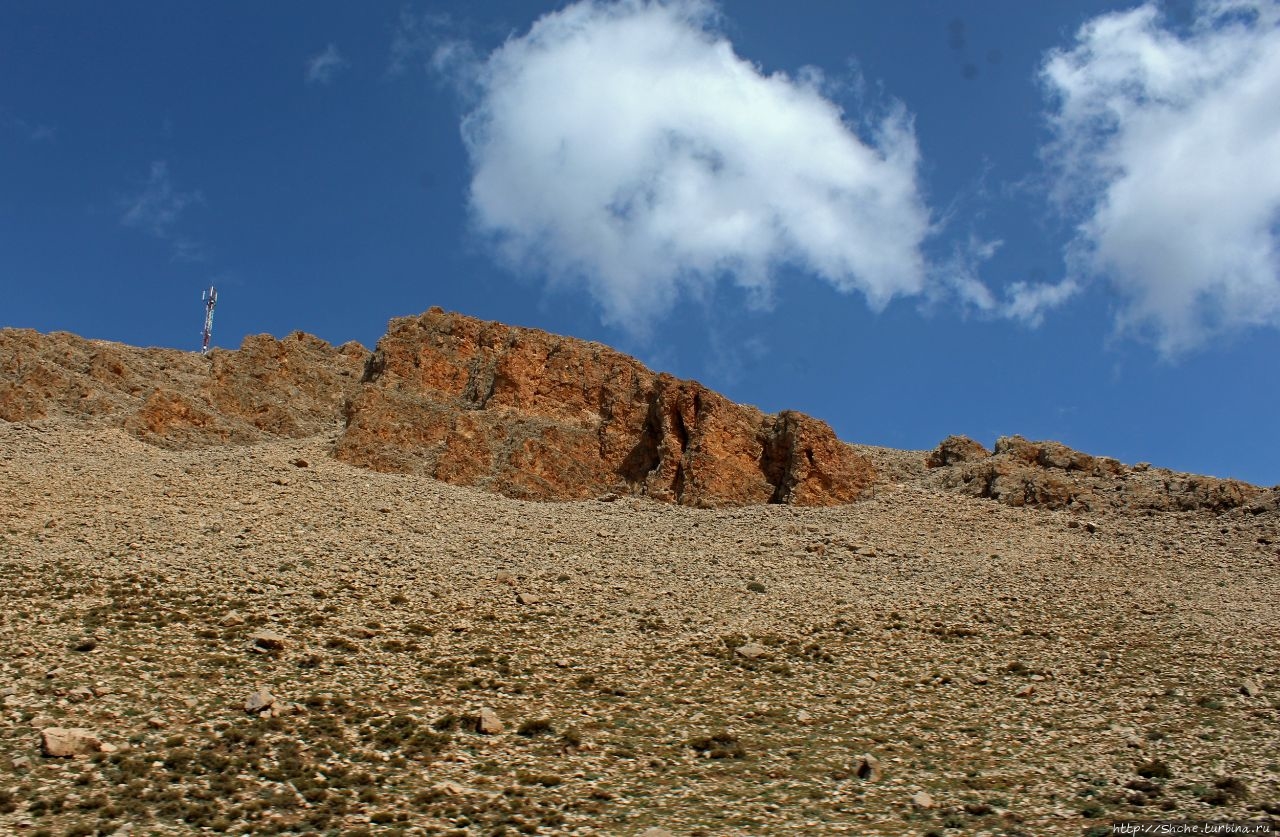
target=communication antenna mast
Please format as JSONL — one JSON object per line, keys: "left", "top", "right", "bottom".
{"left": 201, "top": 285, "right": 218, "bottom": 355}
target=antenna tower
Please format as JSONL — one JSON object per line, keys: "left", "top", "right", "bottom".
{"left": 201, "top": 285, "right": 218, "bottom": 355}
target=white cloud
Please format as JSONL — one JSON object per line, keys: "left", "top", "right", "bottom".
{"left": 305, "top": 44, "right": 348, "bottom": 85}
{"left": 1003, "top": 278, "right": 1081, "bottom": 327}
{"left": 454, "top": 0, "right": 933, "bottom": 331}
{"left": 931, "top": 235, "right": 1079, "bottom": 325}
{"left": 120, "top": 161, "right": 202, "bottom": 239}
{"left": 1042, "top": 0, "right": 1280, "bottom": 355}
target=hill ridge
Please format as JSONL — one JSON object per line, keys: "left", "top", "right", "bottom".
{"left": 2, "top": 309, "right": 1275, "bottom": 517}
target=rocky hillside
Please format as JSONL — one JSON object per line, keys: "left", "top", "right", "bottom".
{"left": 0, "top": 310, "right": 874, "bottom": 508}
{"left": 1, "top": 311, "right": 1277, "bottom": 836}
{"left": 0, "top": 328, "right": 369, "bottom": 448}
{"left": 0, "top": 416, "right": 1276, "bottom": 836}
{"left": 1, "top": 309, "right": 1275, "bottom": 517}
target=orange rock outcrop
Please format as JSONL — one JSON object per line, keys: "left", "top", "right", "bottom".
{"left": 333, "top": 308, "right": 876, "bottom": 506}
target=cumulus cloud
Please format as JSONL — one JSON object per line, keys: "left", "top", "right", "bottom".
{"left": 454, "top": 0, "right": 933, "bottom": 330}
{"left": 1042, "top": 0, "right": 1280, "bottom": 354}
{"left": 305, "top": 44, "right": 348, "bottom": 85}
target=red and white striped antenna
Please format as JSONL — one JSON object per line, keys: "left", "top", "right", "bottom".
{"left": 201, "top": 285, "right": 218, "bottom": 354}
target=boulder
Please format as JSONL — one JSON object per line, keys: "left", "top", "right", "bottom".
{"left": 40, "top": 727, "right": 103, "bottom": 758}
{"left": 476, "top": 707, "right": 504, "bottom": 735}
{"left": 244, "top": 688, "right": 275, "bottom": 714}
{"left": 925, "top": 435, "right": 990, "bottom": 468}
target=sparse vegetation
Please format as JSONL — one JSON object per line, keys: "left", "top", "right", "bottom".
{"left": 0, "top": 412, "right": 1275, "bottom": 835}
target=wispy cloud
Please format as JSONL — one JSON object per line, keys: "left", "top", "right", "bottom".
{"left": 3, "top": 114, "right": 55, "bottom": 142}
{"left": 305, "top": 43, "right": 348, "bottom": 85}
{"left": 1041, "top": 0, "right": 1280, "bottom": 356}
{"left": 388, "top": 10, "right": 455, "bottom": 77}
{"left": 119, "top": 161, "right": 205, "bottom": 259}
{"left": 932, "top": 235, "right": 1079, "bottom": 325}
{"left": 1003, "top": 278, "right": 1081, "bottom": 327}
{"left": 446, "top": 0, "right": 934, "bottom": 333}
{"left": 15, "top": 118, "right": 55, "bottom": 142}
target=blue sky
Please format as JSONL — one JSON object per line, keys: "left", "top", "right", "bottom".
{"left": 3, "top": 1, "right": 1278, "bottom": 485}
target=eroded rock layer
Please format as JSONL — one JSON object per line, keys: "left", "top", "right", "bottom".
{"left": 333, "top": 308, "right": 875, "bottom": 506}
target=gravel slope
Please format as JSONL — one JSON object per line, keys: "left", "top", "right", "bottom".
{"left": 1, "top": 420, "right": 1277, "bottom": 836}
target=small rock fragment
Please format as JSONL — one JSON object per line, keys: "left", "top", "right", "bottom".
{"left": 640, "top": 829, "right": 675, "bottom": 837}
{"left": 220, "top": 610, "right": 245, "bottom": 627}
{"left": 41, "top": 727, "right": 103, "bottom": 758}
{"left": 515, "top": 592, "right": 541, "bottom": 605}
{"left": 249, "top": 629, "right": 285, "bottom": 651}
{"left": 244, "top": 688, "right": 275, "bottom": 714}
{"left": 911, "top": 790, "right": 936, "bottom": 809}
{"left": 735, "top": 642, "right": 768, "bottom": 660}
{"left": 1015, "top": 684, "right": 1036, "bottom": 698}
{"left": 147, "top": 716, "right": 167, "bottom": 729}
{"left": 476, "top": 707, "right": 504, "bottom": 735}
{"left": 1240, "top": 679, "right": 1262, "bottom": 697}
{"left": 435, "top": 780, "right": 471, "bottom": 796}
{"left": 291, "top": 458, "right": 309, "bottom": 468}
{"left": 796, "top": 709, "right": 814, "bottom": 724}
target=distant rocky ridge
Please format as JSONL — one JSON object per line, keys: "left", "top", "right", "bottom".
{"left": 925, "top": 434, "right": 1276, "bottom": 516}
{"left": 1, "top": 310, "right": 1274, "bottom": 514}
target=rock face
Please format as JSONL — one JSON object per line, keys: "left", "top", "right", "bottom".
{"left": 0, "top": 328, "right": 368, "bottom": 447}
{"left": 927, "top": 434, "right": 1262, "bottom": 514}
{"left": 334, "top": 308, "right": 875, "bottom": 507}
